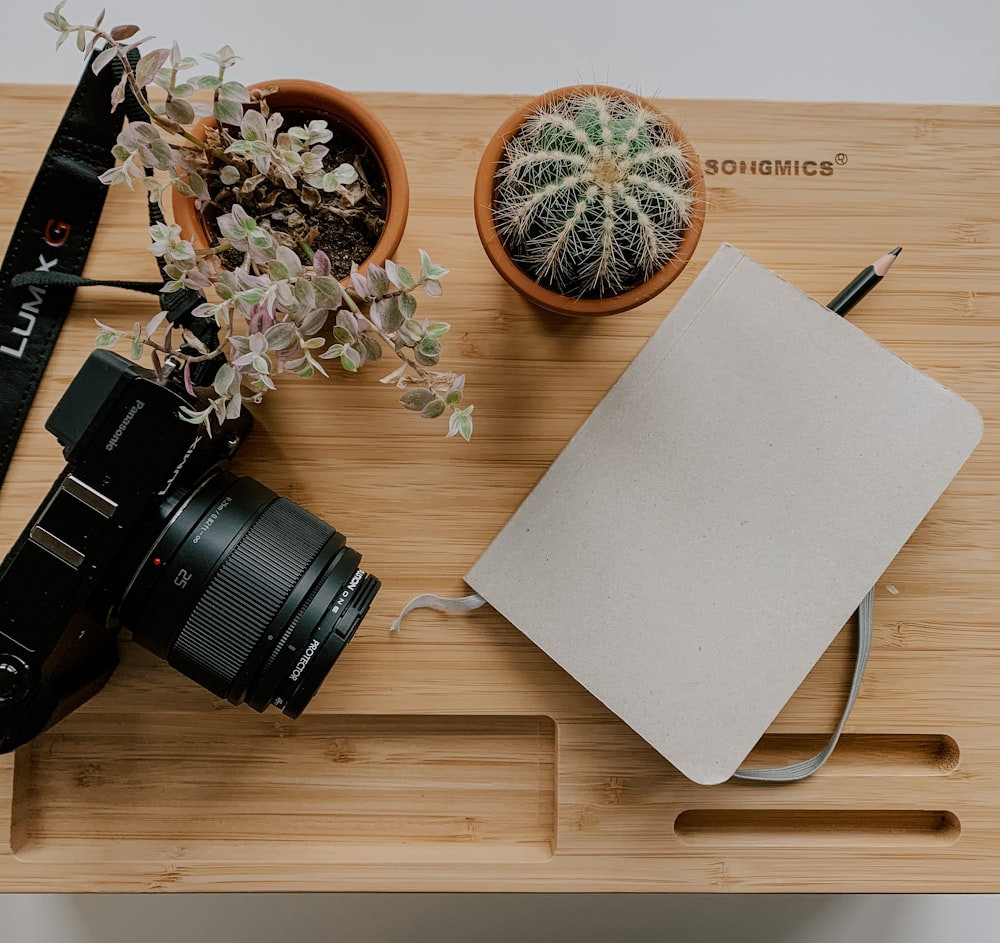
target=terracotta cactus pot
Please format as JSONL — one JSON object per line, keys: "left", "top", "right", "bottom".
{"left": 473, "top": 84, "right": 706, "bottom": 317}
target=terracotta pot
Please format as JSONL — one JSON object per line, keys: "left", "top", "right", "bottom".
{"left": 172, "top": 79, "right": 409, "bottom": 278}
{"left": 473, "top": 84, "right": 706, "bottom": 317}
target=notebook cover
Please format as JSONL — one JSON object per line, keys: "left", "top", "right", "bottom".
{"left": 465, "top": 244, "right": 983, "bottom": 785}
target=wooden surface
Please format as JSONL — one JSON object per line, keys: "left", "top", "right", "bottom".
{"left": 0, "top": 85, "right": 998, "bottom": 892}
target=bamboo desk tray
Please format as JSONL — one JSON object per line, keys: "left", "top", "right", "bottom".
{"left": 0, "top": 86, "right": 998, "bottom": 893}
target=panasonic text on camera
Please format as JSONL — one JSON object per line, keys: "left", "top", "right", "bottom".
{"left": 105, "top": 400, "right": 145, "bottom": 452}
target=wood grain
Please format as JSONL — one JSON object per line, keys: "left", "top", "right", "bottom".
{"left": 0, "top": 85, "right": 998, "bottom": 892}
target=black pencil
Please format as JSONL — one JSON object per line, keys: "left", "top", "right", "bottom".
{"left": 827, "top": 247, "right": 902, "bottom": 317}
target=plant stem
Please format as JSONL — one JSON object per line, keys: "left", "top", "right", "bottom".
{"left": 139, "top": 333, "right": 228, "bottom": 364}
{"left": 337, "top": 288, "right": 439, "bottom": 389}
{"left": 107, "top": 45, "right": 198, "bottom": 145}
{"left": 80, "top": 26, "right": 237, "bottom": 166}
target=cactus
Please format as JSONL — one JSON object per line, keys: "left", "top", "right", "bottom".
{"left": 492, "top": 89, "right": 698, "bottom": 299}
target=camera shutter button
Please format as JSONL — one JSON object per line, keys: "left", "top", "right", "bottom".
{"left": 0, "top": 654, "right": 31, "bottom": 703}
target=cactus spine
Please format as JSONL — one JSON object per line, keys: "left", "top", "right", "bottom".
{"left": 492, "top": 89, "right": 697, "bottom": 299}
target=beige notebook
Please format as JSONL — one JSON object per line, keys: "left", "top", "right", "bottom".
{"left": 465, "top": 244, "right": 983, "bottom": 785}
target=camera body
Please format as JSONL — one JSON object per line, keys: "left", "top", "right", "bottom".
{"left": 0, "top": 347, "right": 380, "bottom": 754}
{"left": 0, "top": 349, "right": 253, "bottom": 751}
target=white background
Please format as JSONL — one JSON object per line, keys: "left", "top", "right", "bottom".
{"left": 2, "top": 0, "right": 999, "bottom": 938}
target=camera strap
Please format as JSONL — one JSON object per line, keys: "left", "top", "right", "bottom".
{"left": 0, "top": 50, "right": 218, "bottom": 490}
{"left": 0, "top": 49, "right": 126, "bottom": 489}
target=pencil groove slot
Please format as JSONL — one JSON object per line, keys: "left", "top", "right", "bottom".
{"left": 674, "top": 809, "right": 961, "bottom": 847}
{"left": 740, "top": 733, "right": 959, "bottom": 776}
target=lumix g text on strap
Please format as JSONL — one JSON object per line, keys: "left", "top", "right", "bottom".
{"left": 0, "top": 49, "right": 129, "bottom": 488}
{"left": 0, "top": 47, "right": 219, "bottom": 488}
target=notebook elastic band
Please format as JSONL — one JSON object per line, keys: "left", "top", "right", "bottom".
{"left": 731, "top": 585, "right": 872, "bottom": 782}
{"left": 390, "top": 592, "right": 487, "bottom": 632}
{"left": 391, "top": 586, "right": 873, "bottom": 783}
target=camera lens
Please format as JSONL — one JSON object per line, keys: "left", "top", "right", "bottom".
{"left": 119, "top": 471, "right": 379, "bottom": 717}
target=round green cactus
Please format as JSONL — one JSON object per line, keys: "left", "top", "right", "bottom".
{"left": 492, "top": 89, "right": 698, "bottom": 299}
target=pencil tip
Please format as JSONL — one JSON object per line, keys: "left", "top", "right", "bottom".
{"left": 871, "top": 247, "right": 902, "bottom": 277}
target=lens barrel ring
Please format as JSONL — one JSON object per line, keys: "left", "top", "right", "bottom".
{"left": 123, "top": 473, "right": 379, "bottom": 718}
{"left": 169, "top": 496, "right": 333, "bottom": 698}
{"left": 277, "top": 569, "right": 380, "bottom": 718}
{"left": 244, "top": 545, "right": 359, "bottom": 713}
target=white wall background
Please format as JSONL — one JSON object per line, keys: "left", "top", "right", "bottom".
{"left": 7, "top": 0, "right": 1000, "bottom": 104}
{"left": 2, "top": 0, "right": 999, "bottom": 937}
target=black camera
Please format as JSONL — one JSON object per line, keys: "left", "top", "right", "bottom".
{"left": 0, "top": 348, "right": 380, "bottom": 752}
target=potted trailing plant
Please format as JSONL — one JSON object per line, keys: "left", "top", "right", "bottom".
{"left": 44, "top": 4, "right": 474, "bottom": 440}
{"left": 170, "top": 77, "right": 409, "bottom": 281}
{"left": 473, "top": 84, "right": 706, "bottom": 317}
